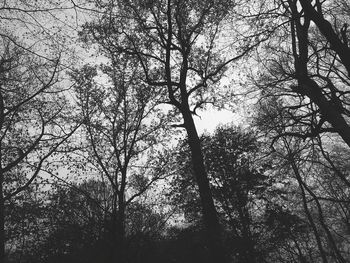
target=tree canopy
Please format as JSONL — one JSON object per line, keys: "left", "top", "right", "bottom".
{"left": 1, "top": 1, "right": 350, "bottom": 263}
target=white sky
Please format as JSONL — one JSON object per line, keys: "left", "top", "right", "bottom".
{"left": 194, "top": 108, "right": 241, "bottom": 134}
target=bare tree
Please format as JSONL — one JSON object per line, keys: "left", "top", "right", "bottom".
{"left": 0, "top": 35, "right": 77, "bottom": 262}
{"left": 71, "top": 53, "right": 171, "bottom": 262}
{"left": 79, "top": 1, "right": 266, "bottom": 260}
{"left": 252, "top": 0, "right": 350, "bottom": 148}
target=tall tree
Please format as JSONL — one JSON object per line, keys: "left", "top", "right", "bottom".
{"left": 250, "top": 0, "right": 350, "bottom": 148}
{"left": 71, "top": 54, "right": 170, "bottom": 262}
{"left": 167, "top": 126, "right": 299, "bottom": 263}
{"left": 80, "top": 1, "right": 263, "bottom": 260}
{"left": 0, "top": 35, "right": 76, "bottom": 262}
{"left": 253, "top": 94, "right": 350, "bottom": 262}
{"left": 247, "top": 2, "right": 350, "bottom": 258}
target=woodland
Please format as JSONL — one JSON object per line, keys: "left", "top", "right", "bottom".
{"left": 1, "top": 0, "right": 350, "bottom": 262}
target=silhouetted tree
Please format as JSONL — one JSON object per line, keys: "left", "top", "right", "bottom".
{"left": 0, "top": 35, "right": 78, "bottom": 262}
{"left": 166, "top": 126, "right": 300, "bottom": 262}
{"left": 250, "top": 0, "right": 350, "bottom": 148}
{"left": 70, "top": 53, "right": 171, "bottom": 262}
{"left": 254, "top": 95, "right": 350, "bottom": 262}
{"left": 79, "top": 1, "right": 267, "bottom": 260}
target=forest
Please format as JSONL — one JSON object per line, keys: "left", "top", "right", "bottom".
{"left": 1, "top": 0, "right": 350, "bottom": 262}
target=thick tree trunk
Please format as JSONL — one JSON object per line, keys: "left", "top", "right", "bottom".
{"left": 289, "top": 3, "right": 350, "bottom": 149}
{"left": 182, "top": 109, "right": 228, "bottom": 263}
{"left": 238, "top": 201, "right": 256, "bottom": 263}
{"left": 110, "top": 193, "right": 127, "bottom": 263}
{"left": 115, "top": 192, "right": 126, "bottom": 263}
{"left": 300, "top": 77, "right": 350, "bottom": 148}
{"left": 300, "top": 1, "right": 350, "bottom": 75}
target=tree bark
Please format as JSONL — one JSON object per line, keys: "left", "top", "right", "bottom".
{"left": 299, "top": 1, "right": 350, "bottom": 75}
{"left": 182, "top": 109, "right": 228, "bottom": 263}
{"left": 300, "top": 77, "right": 350, "bottom": 148}
{"left": 238, "top": 198, "right": 256, "bottom": 263}
{"left": 109, "top": 189, "right": 127, "bottom": 263}
{"left": 289, "top": 1, "right": 350, "bottom": 149}
{"left": 115, "top": 191, "right": 126, "bottom": 263}
{"left": 163, "top": 0, "right": 228, "bottom": 260}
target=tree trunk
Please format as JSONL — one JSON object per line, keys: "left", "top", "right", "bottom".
{"left": 300, "top": 1, "right": 350, "bottom": 75}
{"left": 301, "top": 77, "right": 350, "bottom": 148}
{"left": 238, "top": 199, "right": 256, "bottom": 263}
{"left": 289, "top": 1, "right": 350, "bottom": 149}
{"left": 290, "top": 156, "right": 328, "bottom": 263}
{"left": 109, "top": 193, "right": 127, "bottom": 263}
{"left": 182, "top": 109, "right": 228, "bottom": 263}
{"left": 115, "top": 191, "right": 126, "bottom": 263}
